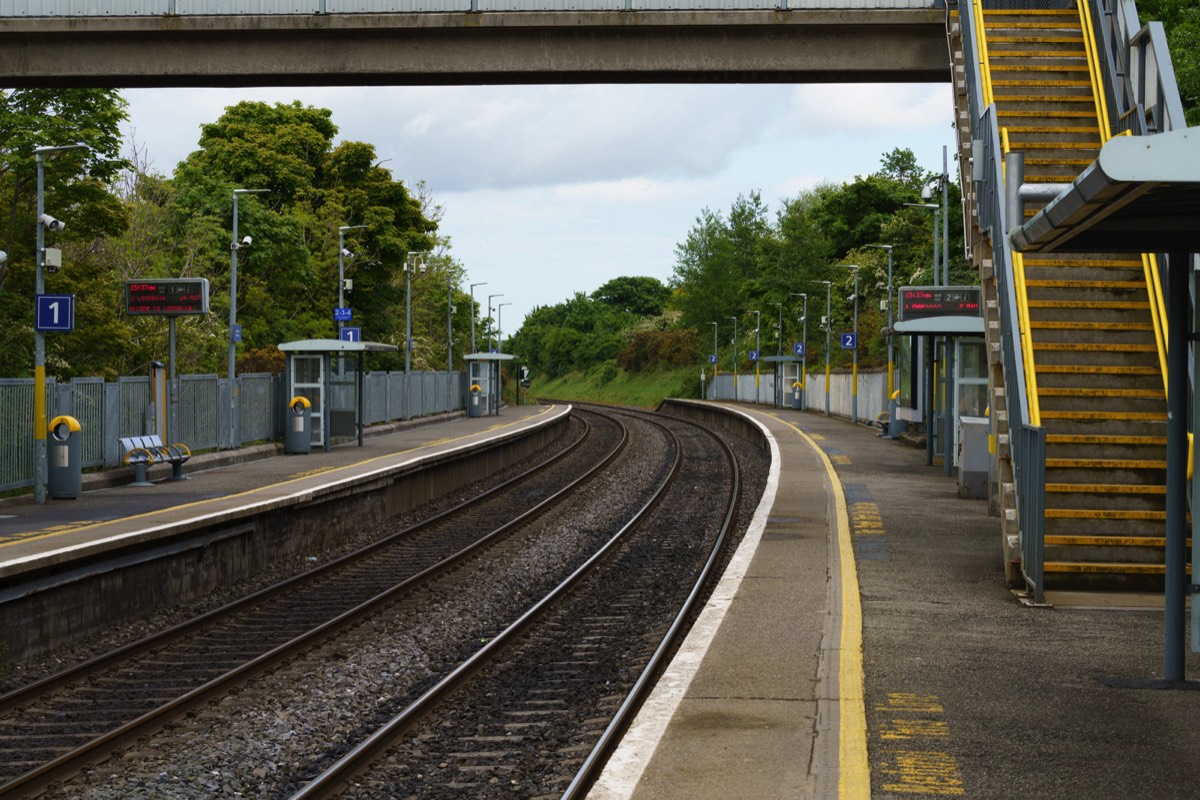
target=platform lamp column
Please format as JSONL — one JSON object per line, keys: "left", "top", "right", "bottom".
{"left": 752, "top": 310, "right": 761, "bottom": 405}
{"left": 447, "top": 272, "right": 454, "bottom": 374}
{"left": 227, "top": 188, "right": 267, "bottom": 451}
{"left": 337, "top": 225, "right": 367, "bottom": 334}
{"left": 497, "top": 303, "right": 511, "bottom": 351}
{"left": 838, "top": 265, "right": 861, "bottom": 424}
{"left": 32, "top": 142, "right": 90, "bottom": 504}
{"left": 487, "top": 293, "right": 503, "bottom": 351}
{"left": 790, "top": 292, "right": 807, "bottom": 409}
{"left": 728, "top": 316, "right": 738, "bottom": 403}
{"left": 816, "top": 281, "right": 831, "bottom": 416}
{"left": 866, "top": 244, "right": 895, "bottom": 399}
{"left": 709, "top": 322, "right": 718, "bottom": 400}
{"left": 404, "top": 252, "right": 426, "bottom": 420}
{"left": 469, "top": 281, "right": 487, "bottom": 353}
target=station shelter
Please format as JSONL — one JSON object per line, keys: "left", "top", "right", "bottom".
{"left": 278, "top": 338, "right": 399, "bottom": 451}
{"left": 891, "top": 287, "right": 986, "bottom": 476}
{"left": 758, "top": 355, "right": 806, "bottom": 408}
{"left": 464, "top": 352, "right": 515, "bottom": 416}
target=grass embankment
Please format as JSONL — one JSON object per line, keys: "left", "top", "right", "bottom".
{"left": 525, "top": 363, "right": 703, "bottom": 409}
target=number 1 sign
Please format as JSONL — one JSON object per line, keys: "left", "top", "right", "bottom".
{"left": 35, "top": 294, "right": 75, "bottom": 333}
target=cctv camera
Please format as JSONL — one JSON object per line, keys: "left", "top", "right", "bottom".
{"left": 340, "top": 248, "right": 354, "bottom": 258}
{"left": 0, "top": 251, "right": 6, "bottom": 264}
{"left": 921, "top": 185, "right": 933, "bottom": 201}
{"left": 39, "top": 214, "right": 65, "bottom": 232}
{"left": 242, "top": 235, "right": 252, "bottom": 247}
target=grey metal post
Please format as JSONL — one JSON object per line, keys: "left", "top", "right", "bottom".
{"left": 709, "top": 322, "right": 718, "bottom": 399}
{"left": 469, "top": 281, "right": 486, "bottom": 353}
{"left": 820, "top": 281, "right": 831, "bottom": 416}
{"left": 337, "top": 225, "right": 367, "bottom": 334}
{"left": 944, "top": 337, "right": 955, "bottom": 477}
{"left": 728, "top": 316, "right": 738, "bottom": 402}
{"left": 753, "top": 310, "right": 761, "bottom": 405}
{"left": 32, "top": 142, "right": 89, "bottom": 503}
{"left": 498, "top": 302, "right": 511, "bottom": 352}
{"left": 447, "top": 272, "right": 454, "bottom": 374}
{"left": 487, "top": 293, "right": 503, "bottom": 351}
{"left": 228, "top": 188, "right": 267, "bottom": 450}
{"left": 866, "top": 244, "right": 895, "bottom": 398}
{"left": 838, "top": 264, "right": 860, "bottom": 424}
{"left": 1165, "top": 251, "right": 1189, "bottom": 682}
{"left": 942, "top": 145, "right": 950, "bottom": 286}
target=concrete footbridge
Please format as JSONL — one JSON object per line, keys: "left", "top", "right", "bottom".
{"left": 0, "top": 0, "right": 949, "bottom": 87}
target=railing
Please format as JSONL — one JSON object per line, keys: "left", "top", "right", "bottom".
{"left": 0, "top": 370, "right": 467, "bottom": 492}
{"left": 0, "top": 0, "right": 937, "bottom": 15}
{"left": 1090, "top": 0, "right": 1187, "bottom": 136}
{"left": 960, "top": 0, "right": 1045, "bottom": 600}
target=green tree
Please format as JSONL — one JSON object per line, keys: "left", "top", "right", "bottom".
{"left": 0, "top": 89, "right": 130, "bottom": 376}
{"left": 1139, "top": 0, "right": 1200, "bottom": 125}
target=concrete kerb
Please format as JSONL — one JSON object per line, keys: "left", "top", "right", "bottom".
{"left": 2, "top": 410, "right": 468, "bottom": 505}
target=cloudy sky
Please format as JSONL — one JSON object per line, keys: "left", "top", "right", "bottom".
{"left": 123, "top": 83, "right": 956, "bottom": 332}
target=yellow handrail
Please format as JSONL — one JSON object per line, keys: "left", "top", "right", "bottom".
{"left": 973, "top": 0, "right": 995, "bottom": 108}
{"left": 1077, "top": 0, "right": 1113, "bottom": 140}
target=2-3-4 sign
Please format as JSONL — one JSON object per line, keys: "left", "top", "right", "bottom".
{"left": 35, "top": 294, "right": 75, "bottom": 333}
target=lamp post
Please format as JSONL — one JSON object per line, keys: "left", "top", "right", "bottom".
{"left": 790, "top": 292, "right": 808, "bottom": 409}
{"left": 405, "top": 252, "right": 427, "bottom": 375}
{"left": 838, "top": 265, "right": 861, "bottom": 424}
{"left": 815, "top": 281, "right": 832, "bottom": 416}
{"left": 447, "top": 272, "right": 454, "bottom": 374}
{"left": 709, "top": 322, "right": 718, "bottom": 400}
{"left": 905, "top": 202, "right": 941, "bottom": 286}
{"left": 31, "top": 142, "right": 89, "bottom": 504}
{"left": 227, "top": 187, "right": 268, "bottom": 451}
{"left": 497, "top": 302, "right": 511, "bottom": 352}
{"left": 469, "top": 281, "right": 487, "bottom": 353}
{"left": 487, "top": 294, "right": 504, "bottom": 350}
{"left": 728, "top": 315, "right": 738, "bottom": 403}
{"left": 337, "top": 225, "right": 367, "bottom": 333}
{"left": 866, "top": 243, "right": 896, "bottom": 399}
{"left": 752, "top": 310, "right": 762, "bottom": 405}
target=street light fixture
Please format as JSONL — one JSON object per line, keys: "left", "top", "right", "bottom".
{"left": 487, "top": 294, "right": 504, "bottom": 350}
{"left": 814, "top": 281, "right": 832, "bottom": 416}
{"left": 837, "top": 264, "right": 861, "bottom": 424}
{"left": 865, "top": 243, "right": 896, "bottom": 399}
{"left": 728, "top": 315, "right": 739, "bottom": 403}
{"left": 904, "top": 202, "right": 941, "bottom": 287}
{"left": 497, "top": 302, "right": 512, "bottom": 352}
{"left": 31, "top": 142, "right": 90, "bottom": 504}
{"left": 228, "top": 187, "right": 268, "bottom": 451}
{"left": 469, "top": 281, "right": 487, "bottom": 353}
{"left": 752, "top": 310, "right": 762, "bottom": 405}
{"left": 337, "top": 225, "right": 368, "bottom": 333}
{"left": 790, "top": 292, "right": 808, "bottom": 408}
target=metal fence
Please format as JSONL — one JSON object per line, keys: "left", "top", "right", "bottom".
{"left": 0, "top": 370, "right": 466, "bottom": 492}
{"left": 705, "top": 368, "right": 887, "bottom": 422}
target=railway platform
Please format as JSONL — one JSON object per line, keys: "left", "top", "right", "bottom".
{"left": 0, "top": 404, "right": 566, "bottom": 582}
{"left": 2, "top": 401, "right": 1199, "bottom": 798}
{"left": 595, "top": 403, "right": 1200, "bottom": 800}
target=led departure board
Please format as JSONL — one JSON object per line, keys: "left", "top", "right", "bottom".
{"left": 125, "top": 279, "right": 210, "bottom": 316}
{"left": 899, "top": 286, "right": 982, "bottom": 322}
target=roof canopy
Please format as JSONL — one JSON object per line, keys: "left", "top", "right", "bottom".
{"left": 465, "top": 352, "right": 516, "bottom": 362}
{"left": 1010, "top": 128, "right": 1200, "bottom": 254}
{"left": 893, "top": 317, "right": 985, "bottom": 336}
{"left": 278, "top": 338, "right": 398, "bottom": 354}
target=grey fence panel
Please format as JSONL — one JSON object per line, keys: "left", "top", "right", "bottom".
{"left": 180, "top": 375, "right": 221, "bottom": 453}
{"left": 71, "top": 377, "right": 107, "bottom": 467}
{"left": 239, "top": 374, "right": 276, "bottom": 443}
{"left": 0, "top": 380, "right": 35, "bottom": 491}
{"left": 118, "top": 377, "right": 151, "bottom": 439}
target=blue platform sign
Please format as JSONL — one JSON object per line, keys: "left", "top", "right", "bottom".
{"left": 340, "top": 326, "right": 361, "bottom": 342}
{"left": 231, "top": 324, "right": 243, "bottom": 343}
{"left": 35, "top": 294, "right": 75, "bottom": 332}
{"left": 749, "top": 349, "right": 759, "bottom": 361}
{"left": 793, "top": 342, "right": 806, "bottom": 357}
{"left": 840, "top": 332, "right": 857, "bottom": 350}
{"left": 334, "top": 307, "right": 352, "bottom": 322}
{"left": 708, "top": 354, "right": 717, "bottom": 364}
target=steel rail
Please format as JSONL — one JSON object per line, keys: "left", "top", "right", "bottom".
{"left": 287, "top": 408, "right": 689, "bottom": 800}
{"left": 0, "top": 411, "right": 630, "bottom": 797}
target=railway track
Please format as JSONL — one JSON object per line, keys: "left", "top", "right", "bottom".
{"left": 0, "top": 410, "right": 625, "bottom": 796}
{"left": 4, "top": 405, "right": 763, "bottom": 799}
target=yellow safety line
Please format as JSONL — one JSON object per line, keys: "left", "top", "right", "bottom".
{"left": 765, "top": 412, "right": 869, "bottom": 798}
{"left": 0, "top": 406, "right": 561, "bottom": 551}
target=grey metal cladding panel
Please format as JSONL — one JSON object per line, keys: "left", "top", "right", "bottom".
{"left": 478, "top": 0, "right": 625, "bottom": 9}
{"left": 177, "top": 0, "right": 320, "bottom": 11}
{"left": 327, "top": 0, "right": 470, "bottom": 9}
{"left": 0, "top": 0, "right": 165, "bottom": 14}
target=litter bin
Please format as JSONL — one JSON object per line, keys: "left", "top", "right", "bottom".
{"left": 791, "top": 381, "right": 803, "bottom": 410}
{"left": 468, "top": 384, "right": 483, "bottom": 418}
{"left": 885, "top": 390, "right": 908, "bottom": 438}
{"left": 47, "top": 415, "right": 82, "bottom": 499}
{"left": 285, "top": 396, "right": 312, "bottom": 454}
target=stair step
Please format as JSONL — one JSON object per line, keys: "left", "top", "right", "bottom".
{"left": 1045, "top": 483, "right": 1165, "bottom": 496}
{"left": 1029, "top": 321, "right": 1153, "bottom": 331}
{"left": 1036, "top": 364, "right": 1159, "bottom": 376}
{"left": 1026, "top": 279, "right": 1144, "bottom": 289}
{"left": 1045, "top": 457, "right": 1166, "bottom": 469}
{"left": 1040, "top": 410, "right": 1167, "bottom": 422}
{"left": 1038, "top": 388, "right": 1163, "bottom": 399}
{"left": 1032, "top": 342, "right": 1156, "bottom": 353}
{"left": 1043, "top": 562, "right": 1166, "bottom": 575}
{"left": 1046, "top": 535, "right": 1169, "bottom": 546}
{"left": 1044, "top": 434, "right": 1166, "bottom": 445}
{"left": 1027, "top": 299, "right": 1149, "bottom": 310}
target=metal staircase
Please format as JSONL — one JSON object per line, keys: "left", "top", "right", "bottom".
{"left": 952, "top": 0, "right": 1185, "bottom": 593}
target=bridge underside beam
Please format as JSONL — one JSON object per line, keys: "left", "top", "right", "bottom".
{"left": 0, "top": 10, "right": 948, "bottom": 88}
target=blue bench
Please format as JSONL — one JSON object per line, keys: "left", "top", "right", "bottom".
{"left": 119, "top": 435, "right": 191, "bottom": 486}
